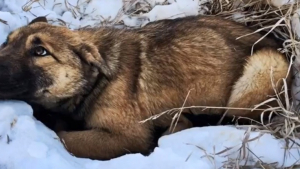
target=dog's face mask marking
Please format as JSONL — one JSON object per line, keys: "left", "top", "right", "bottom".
{"left": 0, "top": 17, "right": 110, "bottom": 103}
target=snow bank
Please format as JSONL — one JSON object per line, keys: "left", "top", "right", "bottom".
{"left": 0, "top": 0, "right": 300, "bottom": 168}
{"left": 1, "top": 101, "right": 300, "bottom": 169}
{"left": 0, "top": 0, "right": 203, "bottom": 41}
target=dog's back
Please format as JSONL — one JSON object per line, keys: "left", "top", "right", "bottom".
{"left": 128, "top": 16, "right": 288, "bottom": 121}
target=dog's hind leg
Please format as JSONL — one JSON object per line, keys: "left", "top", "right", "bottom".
{"left": 225, "top": 48, "right": 291, "bottom": 120}
{"left": 161, "top": 114, "right": 193, "bottom": 136}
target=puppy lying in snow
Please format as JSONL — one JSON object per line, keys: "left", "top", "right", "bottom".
{"left": 0, "top": 16, "right": 290, "bottom": 160}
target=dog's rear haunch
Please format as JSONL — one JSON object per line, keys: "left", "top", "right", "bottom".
{"left": 0, "top": 15, "right": 291, "bottom": 160}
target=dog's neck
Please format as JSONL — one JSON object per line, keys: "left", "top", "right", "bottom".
{"left": 51, "top": 71, "right": 110, "bottom": 120}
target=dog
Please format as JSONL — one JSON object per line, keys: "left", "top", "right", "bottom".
{"left": 0, "top": 15, "right": 291, "bottom": 160}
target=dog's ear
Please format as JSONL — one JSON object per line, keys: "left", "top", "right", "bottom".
{"left": 76, "top": 43, "right": 112, "bottom": 78}
{"left": 29, "top": 16, "right": 48, "bottom": 25}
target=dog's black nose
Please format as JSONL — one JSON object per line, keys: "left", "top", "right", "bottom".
{"left": 0, "top": 59, "right": 32, "bottom": 98}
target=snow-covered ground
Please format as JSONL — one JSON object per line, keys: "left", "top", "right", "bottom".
{"left": 0, "top": 0, "right": 300, "bottom": 169}
{"left": 1, "top": 101, "right": 300, "bottom": 169}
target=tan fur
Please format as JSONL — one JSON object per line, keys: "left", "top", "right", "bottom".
{"left": 226, "top": 48, "right": 290, "bottom": 118}
{"left": 0, "top": 15, "right": 291, "bottom": 160}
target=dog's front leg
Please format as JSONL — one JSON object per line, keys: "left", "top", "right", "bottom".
{"left": 57, "top": 128, "right": 152, "bottom": 160}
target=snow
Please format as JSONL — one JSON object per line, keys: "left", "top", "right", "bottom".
{"left": 1, "top": 101, "right": 300, "bottom": 169}
{"left": 145, "top": 0, "right": 199, "bottom": 21}
{"left": 269, "top": 0, "right": 295, "bottom": 7}
{"left": 292, "top": 9, "right": 300, "bottom": 39}
{"left": 0, "top": 0, "right": 300, "bottom": 169}
{"left": 122, "top": 0, "right": 206, "bottom": 27}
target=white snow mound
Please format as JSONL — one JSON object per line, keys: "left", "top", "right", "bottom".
{"left": 0, "top": 101, "right": 300, "bottom": 169}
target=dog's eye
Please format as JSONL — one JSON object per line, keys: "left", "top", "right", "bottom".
{"left": 32, "top": 46, "right": 49, "bottom": 57}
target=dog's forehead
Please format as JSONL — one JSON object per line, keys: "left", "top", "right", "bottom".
{"left": 8, "top": 27, "right": 27, "bottom": 41}
{"left": 8, "top": 25, "right": 44, "bottom": 41}
{"left": 10, "top": 23, "right": 65, "bottom": 40}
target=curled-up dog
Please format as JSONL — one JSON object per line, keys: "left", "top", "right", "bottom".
{"left": 0, "top": 15, "right": 291, "bottom": 160}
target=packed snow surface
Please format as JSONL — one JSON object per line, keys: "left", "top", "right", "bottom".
{"left": 0, "top": 0, "right": 300, "bottom": 169}
{"left": 1, "top": 101, "right": 300, "bottom": 169}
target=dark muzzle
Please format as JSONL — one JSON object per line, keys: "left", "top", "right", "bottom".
{"left": 0, "top": 59, "right": 35, "bottom": 99}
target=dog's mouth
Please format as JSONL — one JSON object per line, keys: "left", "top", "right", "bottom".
{"left": 0, "top": 79, "right": 36, "bottom": 100}
{"left": 0, "top": 87, "right": 32, "bottom": 100}
{"left": 0, "top": 64, "right": 43, "bottom": 101}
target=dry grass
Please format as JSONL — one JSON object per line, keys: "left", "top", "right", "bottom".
{"left": 209, "top": 1, "right": 300, "bottom": 168}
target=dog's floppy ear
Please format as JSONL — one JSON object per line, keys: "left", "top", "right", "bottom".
{"left": 29, "top": 16, "right": 48, "bottom": 25}
{"left": 76, "top": 43, "right": 112, "bottom": 78}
